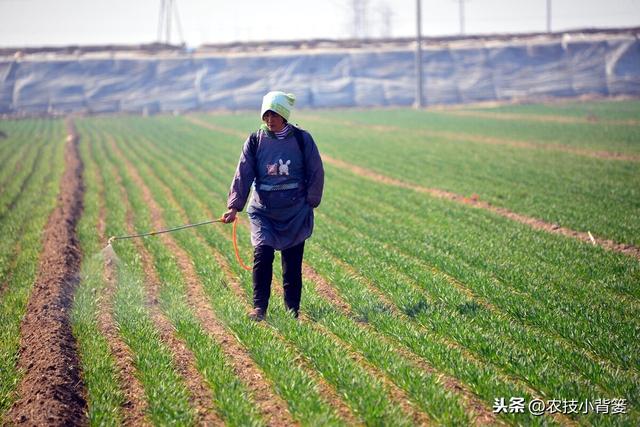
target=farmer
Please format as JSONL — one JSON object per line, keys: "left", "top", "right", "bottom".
{"left": 222, "top": 91, "right": 324, "bottom": 321}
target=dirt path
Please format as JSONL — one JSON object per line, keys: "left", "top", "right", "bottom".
{"left": 299, "top": 114, "right": 640, "bottom": 162}
{"left": 107, "top": 137, "right": 223, "bottom": 425}
{"left": 5, "top": 118, "right": 87, "bottom": 425}
{"left": 118, "top": 140, "right": 299, "bottom": 426}
{"left": 90, "top": 138, "right": 149, "bottom": 425}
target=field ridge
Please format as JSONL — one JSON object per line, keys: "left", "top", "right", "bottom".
{"left": 5, "top": 118, "right": 86, "bottom": 425}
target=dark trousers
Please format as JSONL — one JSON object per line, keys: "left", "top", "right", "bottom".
{"left": 253, "top": 241, "right": 305, "bottom": 313}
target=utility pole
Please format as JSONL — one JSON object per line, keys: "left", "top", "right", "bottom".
{"left": 546, "top": 0, "right": 552, "bottom": 33}
{"left": 415, "top": 0, "right": 424, "bottom": 108}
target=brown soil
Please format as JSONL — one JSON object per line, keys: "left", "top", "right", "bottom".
{"left": 90, "top": 139, "right": 149, "bottom": 425}
{"left": 5, "top": 118, "right": 87, "bottom": 425}
{"left": 321, "top": 155, "right": 640, "bottom": 261}
{"left": 107, "top": 137, "right": 223, "bottom": 425}
{"left": 119, "top": 141, "right": 298, "bottom": 426}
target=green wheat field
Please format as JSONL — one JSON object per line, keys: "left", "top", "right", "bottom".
{"left": 1, "top": 99, "right": 639, "bottom": 426}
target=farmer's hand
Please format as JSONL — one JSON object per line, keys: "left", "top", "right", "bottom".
{"left": 222, "top": 208, "right": 237, "bottom": 224}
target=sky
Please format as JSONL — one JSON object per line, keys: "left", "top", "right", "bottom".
{"left": 0, "top": 0, "right": 639, "bottom": 48}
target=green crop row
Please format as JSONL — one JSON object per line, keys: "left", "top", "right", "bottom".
{"left": 70, "top": 124, "right": 126, "bottom": 426}
{"left": 104, "top": 129, "right": 266, "bottom": 426}
{"left": 109, "top": 119, "right": 422, "bottom": 425}
{"left": 39, "top": 111, "right": 634, "bottom": 426}
{"left": 0, "top": 119, "right": 54, "bottom": 185}
{"left": 200, "top": 108, "right": 640, "bottom": 247}
{"left": 79, "top": 118, "right": 348, "bottom": 426}
{"left": 104, "top": 115, "right": 549, "bottom": 425}
{"left": 0, "top": 119, "right": 66, "bottom": 417}
{"left": 85, "top": 126, "right": 197, "bottom": 425}
{"left": 301, "top": 106, "right": 640, "bottom": 154}
{"left": 132, "top": 114, "right": 637, "bottom": 427}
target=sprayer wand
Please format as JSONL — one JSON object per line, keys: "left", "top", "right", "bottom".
{"left": 107, "top": 218, "right": 225, "bottom": 246}
{"left": 106, "top": 216, "right": 252, "bottom": 272}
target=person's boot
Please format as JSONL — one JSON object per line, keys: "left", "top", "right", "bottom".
{"left": 248, "top": 307, "right": 266, "bottom": 321}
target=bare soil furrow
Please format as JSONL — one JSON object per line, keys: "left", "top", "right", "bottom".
{"left": 122, "top": 145, "right": 298, "bottom": 426}
{"left": 108, "top": 137, "right": 223, "bottom": 426}
{"left": 302, "top": 263, "right": 498, "bottom": 426}
{"left": 90, "top": 138, "right": 149, "bottom": 426}
{"left": 5, "top": 118, "right": 86, "bottom": 426}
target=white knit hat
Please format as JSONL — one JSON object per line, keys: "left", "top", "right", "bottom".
{"left": 261, "top": 91, "right": 296, "bottom": 121}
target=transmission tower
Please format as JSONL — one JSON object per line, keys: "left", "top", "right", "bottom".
{"left": 351, "top": 0, "right": 370, "bottom": 39}
{"left": 455, "top": 0, "right": 470, "bottom": 35}
{"left": 157, "top": 0, "right": 184, "bottom": 45}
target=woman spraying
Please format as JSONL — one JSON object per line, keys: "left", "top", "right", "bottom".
{"left": 222, "top": 91, "right": 324, "bottom": 321}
